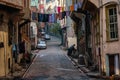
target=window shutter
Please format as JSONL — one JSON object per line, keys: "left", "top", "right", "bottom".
{"left": 106, "top": 7, "right": 109, "bottom": 41}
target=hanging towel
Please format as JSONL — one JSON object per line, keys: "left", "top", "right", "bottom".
{"left": 38, "top": 13, "right": 44, "bottom": 22}
{"left": 49, "top": 14, "right": 52, "bottom": 23}
{"left": 70, "top": 5, "right": 74, "bottom": 11}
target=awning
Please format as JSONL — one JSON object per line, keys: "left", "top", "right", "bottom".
{"left": 19, "top": 19, "right": 31, "bottom": 27}
{"left": 0, "top": 3, "right": 22, "bottom": 12}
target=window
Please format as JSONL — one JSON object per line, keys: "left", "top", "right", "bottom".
{"left": 106, "top": 5, "right": 118, "bottom": 41}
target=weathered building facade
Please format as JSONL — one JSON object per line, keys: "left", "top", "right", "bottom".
{"left": 20, "top": 0, "right": 31, "bottom": 53}
{"left": 0, "top": 0, "right": 23, "bottom": 76}
{"left": 0, "top": 0, "right": 31, "bottom": 76}
{"left": 99, "top": 0, "right": 120, "bottom": 76}
{"left": 66, "top": 0, "right": 77, "bottom": 48}
{"left": 82, "top": 0, "right": 100, "bottom": 70}
{"left": 82, "top": 0, "right": 120, "bottom": 76}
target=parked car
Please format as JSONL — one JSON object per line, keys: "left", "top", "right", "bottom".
{"left": 41, "top": 31, "right": 45, "bottom": 35}
{"left": 37, "top": 40, "right": 47, "bottom": 49}
{"left": 45, "top": 34, "right": 50, "bottom": 40}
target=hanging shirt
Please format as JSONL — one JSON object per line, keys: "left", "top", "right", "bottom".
{"left": 62, "top": 11, "right": 66, "bottom": 19}
{"left": 38, "top": 13, "right": 44, "bottom": 22}
{"left": 78, "top": 2, "right": 82, "bottom": 8}
{"left": 66, "top": 11, "right": 70, "bottom": 18}
{"left": 12, "top": 44, "right": 16, "bottom": 51}
{"left": 49, "top": 14, "right": 52, "bottom": 23}
{"left": 57, "top": 7, "right": 61, "bottom": 13}
{"left": 62, "top": 7, "right": 64, "bottom": 12}
{"left": 43, "top": 14, "right": 49, "bottom": 22}
{"left": 74, "top": 4, "right": 78, "bottom": 11}
{"left": 51, "top": 14, "right": 55, "bottom": 23}
{"left": 59, "top": 12, "right": 62, "bottom": 20}
{"left": 70, "top": 5, "right": 74, "bottom": 11}
{"left": 32, "top": 12, "right": 37, "bottom": 20}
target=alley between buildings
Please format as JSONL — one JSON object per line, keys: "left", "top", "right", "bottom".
{"left": 22, "top": 36, "right": 103, "bottom": 80}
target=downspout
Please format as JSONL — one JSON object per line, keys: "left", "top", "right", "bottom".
{"left": 99, "top": 0, "right": 104, "bottom": 75}
{"left": 101, "top": 0, "right": 104, "bottom": 75}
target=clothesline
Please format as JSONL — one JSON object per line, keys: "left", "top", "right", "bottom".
{"left": 31, "top": 2, "right": 82, "bottom": 23}
{"left": 32, "top": 11, "right": 71, "bottom": 23}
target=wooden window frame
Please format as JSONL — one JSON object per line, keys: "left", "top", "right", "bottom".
{"left": 106, "top": 5, "right": 118, "bottom": 41}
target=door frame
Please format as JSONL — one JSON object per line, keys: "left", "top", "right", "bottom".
{"left": 106, "top": 54, "right": 119, "bottom": 76}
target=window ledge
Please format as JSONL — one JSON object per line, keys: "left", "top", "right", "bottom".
{"left": 106, "top": 38, "right": 119, "bottom": 42}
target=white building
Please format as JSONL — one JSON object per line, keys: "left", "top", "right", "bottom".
{"left": 30, "top": 22, "right": 38, "bottom": 48}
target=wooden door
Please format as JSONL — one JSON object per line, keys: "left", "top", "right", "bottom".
{"left": 109, "top": 55, "right": 115, "bottom": 76}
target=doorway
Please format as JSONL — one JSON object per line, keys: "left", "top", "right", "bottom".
{"left": 109, "top": 55, "right": 115, "bottom": 76}
{"left": 108, "top": 54, "right": 119, "bottom": 76}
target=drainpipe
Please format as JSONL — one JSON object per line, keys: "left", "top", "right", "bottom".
{"left": 99, "top": 0, "right": 104, "bottom": 75}
{"left": 98, "top": 0, "right": 101, "bottom": 75}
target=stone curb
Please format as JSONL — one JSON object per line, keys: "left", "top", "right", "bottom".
{"left": 0, "top": 53, "right": 37, "bottom": 80}
{"left": 69, "top": 56, "right": 110, "bottom": 79}
{"left": 22, "top": 54, "right": 37, "bottom": 78}
{"left": 60, "top": 47, "right": 109, "bottom": 79}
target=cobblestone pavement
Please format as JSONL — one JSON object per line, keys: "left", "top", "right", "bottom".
{"left": 23, "top": 36, "right": 104, "bottom": 80}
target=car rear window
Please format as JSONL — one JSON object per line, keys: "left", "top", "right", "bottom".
{"left": 39, "top": 41, "right": 45, "bottom": 44}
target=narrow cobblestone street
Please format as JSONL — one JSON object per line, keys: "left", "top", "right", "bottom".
{"left": 22, "top": 36, "right": 104, "bottom": 80}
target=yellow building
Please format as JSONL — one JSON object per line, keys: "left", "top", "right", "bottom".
{"left": 0, "top": 0, "right": 23, "bottom": 76}
{"left": 19, "top": 0, "right": 31, "bottom": 55}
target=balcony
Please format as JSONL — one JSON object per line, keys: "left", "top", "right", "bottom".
{"left": 88, "top": 0, "right": 99, "bottom": 8}
{"left": 0, "top": 0, "right": 23, "bottom": 10}
{"left": 22, "top": 7, "right": 31, "bottom": 19}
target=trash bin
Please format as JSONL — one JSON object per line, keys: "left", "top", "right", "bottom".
{"left": 78, "top": 55, "right": 85, "bottom": 65}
